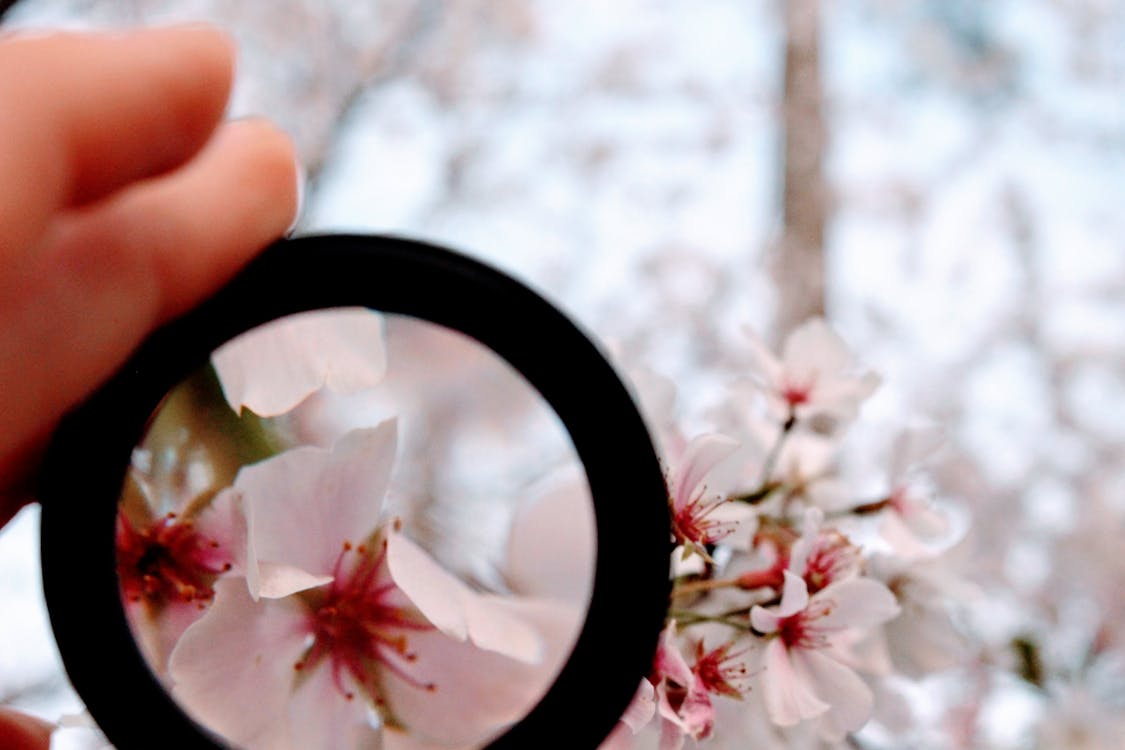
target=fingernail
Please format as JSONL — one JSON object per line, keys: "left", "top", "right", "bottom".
{"left": 287, "top": 161, "right": 306, "bottom": 236}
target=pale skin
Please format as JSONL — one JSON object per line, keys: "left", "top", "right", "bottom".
{"left": 0, "top": 25, "right": 300, "bottom": 747}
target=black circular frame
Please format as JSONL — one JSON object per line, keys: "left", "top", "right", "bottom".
{"left": 38, "top": 234, "right": 671, "bottom": 750}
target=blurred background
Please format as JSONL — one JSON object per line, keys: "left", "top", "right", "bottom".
{"left": 1, "top": 1, "right": 1123, "bottom": 748}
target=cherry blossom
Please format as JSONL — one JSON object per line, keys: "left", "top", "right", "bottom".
{"left": 743, "top": 318, "right": 880, "bottom": 424}
{"left": 115, "top": 470, "right": 244, "bottom": 670}
{"left": 788, "top": 508, "right": 862, "bottom": 595}
{"left": 691, "top": 639, "right": 752, "bottom": 699}
{"left": 212, "top": 307, "right": 387, "bottom": 417}
{"left": 666, "top": 433, "right": 752, "bottom": 559}
{"left": 877, "top": 426, "right": 952, "bottom": 553}
{"left": 750, "top": 571, "right": 899, "bottom": 740}
{"left": 168, "top": 422, "right": 563, "bottom": 749}
{"left": 651, "top": 622, "right": 716, "bottom": 750}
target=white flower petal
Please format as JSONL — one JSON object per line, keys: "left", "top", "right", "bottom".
{"left": 505, "top": 473, "right": 595, "bottom": 605}
{"left": 387, "top": 529, "right": 542, "bottom": 663}
{"left": 169, "top": 578, "right": 309, "bottom": 750}
{"left": 672, "top": 433, "right": 741, "bottom": 508}
{"left": 814, "top": 578, "right": 900, "bottom": 631}
{"left": 382, "top": 597, "right": 581, "bottom": 746}
{"left": 788, "top": 507, "right": 824, "bottom": 577}
{"left": 750, "top": 605, "right": 780, "bottom": 634}
{"left": 810, "top": 372, "right": 881, "bottom": 418}
{"left": 381, "top": 730, "right": 473, "bottom": 750}
{"left": 790, "top": 649, "right": 874, "bottom": 740}
{"left": 658, "top": 721, "right": 687, "bottom": 750}
{"left": 242, "top": 423, "right": 396, "bottom": 598}
{"left": 783, "top": 319, "right": 853, "bottom": 379}
{"left": 255, "top": 561, "right": 334, "bottom": 600}
{"left": 213, "top": 307, "right": 387, "bottom": 417}
{"left": 287, "top": 658, "right": 381, "bottom": 750}
{"left": 778, "top": 570, "right": 810, "bottom": 617}
{"left": 759, "top": 639, "right": 829, "bottom": 726}
{"left": 741, "top": 326, "right": 785, "bottom": 387}
{"left": 620, "top": 679, "right": 657, "bottom": 732}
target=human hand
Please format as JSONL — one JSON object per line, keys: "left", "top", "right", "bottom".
{"left": 0, "top": 24, "right": 299, "bottom": 527}
{"left": 0, "top": 24, "right": 299, "bottom": 745}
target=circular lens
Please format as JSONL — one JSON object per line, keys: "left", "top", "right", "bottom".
{"left": 114, "top": 309, "right": 595, "bottom": 749}
{"left": 40, "top": 235, "right": 670, "bottom": 750}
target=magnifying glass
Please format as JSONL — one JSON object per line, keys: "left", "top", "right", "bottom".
{"left": 38, "top": 234, "right": 671, "bottom": 749}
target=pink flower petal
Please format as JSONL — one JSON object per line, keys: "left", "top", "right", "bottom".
{"left": 658, "top": 720, "right": 687, "bottom": 750}
{"left": 381, "top": 730, "right": 474, "bottom": 750}
{"left": 286, "top": 657, "right": 382, "bottom": 750}
{"left": 759, "top": 638, "right": 829, "bottom": 727}
{"left": 386, "top": 528, "right": 542, "bottom": 663}
{"left": 381, "top": 598, "right": 581, "bottom": 746}
{"left": 813, "top": 578, "right": 900, "bottom": 631}
{"left": 671, "top": 433, "right": 741, "bottom": 510}
{"left": 741, "top": 325, "right": 784, "bottom": 387}
{"left": 505, "top": 473, "right": 595, "bottom": 605}
{"left": 777, "top": 570, "right": 811, "bottom": 617}
{"left": 241, "top": 423, "right": 396, "bottom": 599}
{"left": 168, "top": 578, "right": 310, "bottom": 750}
{"left": 213, "top": 307, "right": 387, "bottom": 417}
{"left": 255, "top": 561, "right": 334, "bottom": 600}
{"left": 750, "top": 604, "right": 780, "bottom": 635}
{"left": 620, "top": 679, "right": 657, "bottom": 732}
{"left": 789, "top": 648, "right": 874, "bottom": 740}
{"left": 782, "top": 319, "right": 853, "bottom": 380}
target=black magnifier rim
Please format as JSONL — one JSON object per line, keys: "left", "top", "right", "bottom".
{"left": 38, "top": 234, "right": 671, "bottom": 750}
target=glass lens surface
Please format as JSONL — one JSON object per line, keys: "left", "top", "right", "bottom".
{"left": 115, "top": 308, "right": 594, "bottom": 750}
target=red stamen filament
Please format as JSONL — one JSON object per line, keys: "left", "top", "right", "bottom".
{"left": 116, "top": 510, "right": 229, "bottom": 605}
{"left": 296, "top": 540, "right": 436, "bottom": 705}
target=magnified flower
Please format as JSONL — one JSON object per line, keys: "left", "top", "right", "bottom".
{"left": 115, "top": 471, "right": 243, "bottom": 670}
{"left": 212, "top": 307, "right": 387, "bottom": 417}
{"left": 169, "top": 422, "right": 557, "bottom": 750}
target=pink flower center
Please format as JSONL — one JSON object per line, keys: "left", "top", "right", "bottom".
{"left": 692, "top": 641, "right": 750, "bottom": 699}
{"left": 116, "top": 510, "right": 231, "bottom": 606}
{"left": 781, "top": 381, "right": 811, "bottom": 407}
{"left": 295, "top": 540, "right": 434, "bottom": 705}
{"left": 803, "top": 532, "right": 860, "bottom": 594}
{"left": 776, "top": 599, "right": 834, "bottom": 651}
{"left": 671, "top": 485, "right": 736, "bottom": 549}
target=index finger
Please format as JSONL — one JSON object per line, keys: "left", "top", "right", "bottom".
{"left": 0, "top": 25, "right": 236, "bottom": 258}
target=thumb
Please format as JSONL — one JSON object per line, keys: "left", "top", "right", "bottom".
{"left": 0, "top": 707, "right": 53, "bottom": 750}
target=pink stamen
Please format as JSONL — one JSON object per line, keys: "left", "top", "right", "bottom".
{"left": 776, "top": 598, "right": 835, "bottom": 650}
{"left": 672, "top": 484, "right": 737, "bottom": 548}
{"left": 692, "top": 641, "right": 751, "bottom": 699}
{"left": 802, "top": 531, "right": 860, "bottom": 594}
{"left": 296, "top": 540, "right": 436, "bottom": 704}
{"left": 116, "top": 510, "right": 230, "bottom": 605}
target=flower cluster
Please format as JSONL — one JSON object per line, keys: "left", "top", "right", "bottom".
{"left": 114, "top": 310, "right": 970, "bottom": 750}
{"left": 606, "top": 319, "right": 972, "bottom": 749}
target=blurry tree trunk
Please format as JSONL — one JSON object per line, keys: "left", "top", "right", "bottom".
{"left": 771, "top": 0, "right": 827, "bottom": 345}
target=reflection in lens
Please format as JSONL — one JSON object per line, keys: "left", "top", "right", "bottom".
{"left": 115, "top": 309, "right": 594, "bottom": 749}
